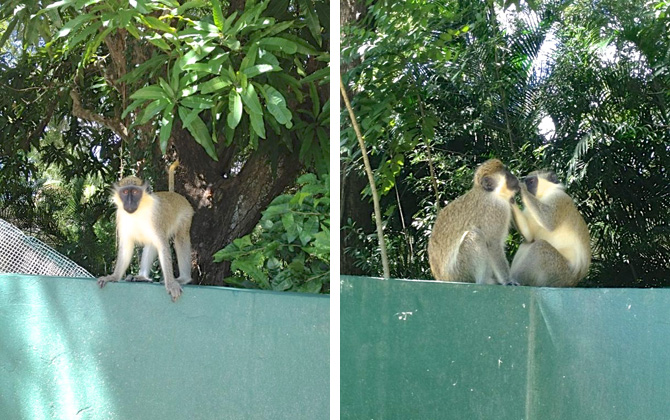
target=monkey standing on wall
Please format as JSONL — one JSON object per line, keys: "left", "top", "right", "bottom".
{"left": 510, "top": 171, "right": 591, "bottom": 287}
{"left": 428, "top": 159, "right": 520, "bottom": 284}
{"left": 98, "top": 162, "right": 194, "bottom": 302}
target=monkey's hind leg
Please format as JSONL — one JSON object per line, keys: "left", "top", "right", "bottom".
{"left": 451, "top": 229, "right": 497, "bottom": 285}
{"left": 173, "top": 226, "right": 193, "bottom": 285}
{"left": 125, "top": 245, "right": 157, "bottom": 282}
{"left": 511, "top": 240, "right": 573, "bottom": 287}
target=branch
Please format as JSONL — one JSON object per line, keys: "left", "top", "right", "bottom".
{"left": 69, "top": 87, "right": 129, "bottom": 141}
{"left": 340, "top": 75, "right": 391, "bottom": 279}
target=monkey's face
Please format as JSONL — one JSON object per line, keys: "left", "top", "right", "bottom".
{"left": 523, "top": 171, "right": 560, "bottom": 198}
{"left": 505, "top": 170, "right": 520, "bottom": 193}
{"left": 118, "top": 186, "right": 143, "bottom": 214}
{"left": 481, "top": 169, "right": 519, "bottom": 202}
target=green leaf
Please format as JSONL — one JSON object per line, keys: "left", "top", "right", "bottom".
{"left": 0, "top": 18, "right": 18, "bottom": 51}
{"left": 263, "top": 202, "right": 290, "bottom": 218}
{"left": 180, "top": 95, "right": 215, "bottom": 109}
{"left": 303, "top": 2, "right": 322, "bottom": 46}
{"left": 159, "top": 106, "right": 174, "bottom": 153}
{"left": 199, "top": 76, "right": 232, "bottom": 94}
{"left": 212, "top": 0, "right": 225, "bottom": 32}
{"left": 282, "top": 212, "right": 297, "bottom": 242}
{"left": 192, "top": 20, "right": 220, "bottom": 35}
{"left": 66, "top": 20, "right": 101, "bottom": 49}
{"left": 272, "top": 271, "right": 293, "bottom": 291}
{"left": 148, "top": 35, "right": 171, "bottom": 51}
{"left": 184, "top": 114, "right": 218, "bottom": 161}
{"left": 242, "top": 64, "right": 278, "bottom": 78}
{"left": 300, "top": 66, "right": 329, "bottom": 86}
{"left": 178, "top": 106, "right": 202, "bottom": 128}
{"left": 263, "top": 85, "right": 292, "bottom": 127}
{"left": 241, "top": 84, "right": 263, "bottom": 115}
{"left": 227, "top": 90, "right": 243, "bottom": 129}
{"left": 257, "top": 37, "right": 298, "bottom": 54}
{"left": 137, "top": 100, "right": 167, "bottom": 125}
{"left": 299, "top": 135, "right": 313, "bottom": 162}
{"left": 249, "top": 112, "right": 266, "bottom": 139}
{"left": 232, "top": 258, "right": 268, "bottom": 289}
{"left": 141, "top": 16, "right": 175, "bottom": 33}
{"left": 57, "top": 13, "right": 95, "bottom": 38}
{"left": 158, "top": 77, "right": 175, "bottom": 100}
{"left": 177, "top": 0, "right": 207, "bottom": 15}
{"left": 130, "top": 85, "right": 167, "bottom": 101}
{"left": 240, "top": 43, "right": 258, "bottom": 72}
{"left": 233, "top": 235, "right": 253, "bottom": 249}
{"left": 296, "top": 281, "right": 322, "bottom": 294}
{"left": 213, "top": 243, "right": 241, "bottom": 262}
{"left": 122, "top": 99, "right": 145, "bottom": 119}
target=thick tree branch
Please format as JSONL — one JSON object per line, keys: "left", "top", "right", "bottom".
{"left": 69, "top": 87, "right": 129, "bottom": 141}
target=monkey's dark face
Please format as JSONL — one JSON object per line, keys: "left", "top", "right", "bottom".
{"left": 523, "top": 171, "right": 559, "bottom": 196}
{"left": 524, "top": 176, "right": 538, "bottom": 196}
{"left": 505, "top": 170, "right": 520, "bottom": 192}
{"left": 118, "top": 186, "right": 143, "bottom": 214}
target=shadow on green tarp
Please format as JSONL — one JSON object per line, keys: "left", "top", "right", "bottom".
{"left": 0, "top": 274, "right": 329, "bottom": 420}
{"left": 340, "top": 275, "right": 670, "bottom": 420}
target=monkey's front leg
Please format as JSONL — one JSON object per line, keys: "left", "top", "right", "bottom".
{"left": 156, "top": 243, "right": 182, "bottom": 302}
{"left": 98, "top": 241, "right": 134, "bottom": 288}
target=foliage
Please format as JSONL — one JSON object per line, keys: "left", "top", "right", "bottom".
{"left": 213, "top": 173, "right": 329, "bottom": 293}
{"left": 0, "top": 0, "right": 329, "bottom": 290}
{"left": 341, "top": 0, "right": 670, "bottom": 286}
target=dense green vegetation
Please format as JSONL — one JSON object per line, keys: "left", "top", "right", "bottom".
{"left": 341, "top": 0, "right": 670, "bottom": 287}
{"left": 0, "top": 0, "right": 329, "bottom": 292}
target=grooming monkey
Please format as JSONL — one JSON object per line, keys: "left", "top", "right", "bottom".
{"left": 98, "top": 161, "right": 194, "bottom": 302}
{"left": 428, "top": 159, "right": 520, "bottom": 284}
{"left": 510, "top": 171, "right": 591, "bottom": 287}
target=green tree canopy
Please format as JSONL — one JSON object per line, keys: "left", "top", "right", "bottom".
{"left": 341, "top": 0, "right": 670, "bottom": 286}
{"left": 1, "top": 0, "right": 329, "bottom": 292}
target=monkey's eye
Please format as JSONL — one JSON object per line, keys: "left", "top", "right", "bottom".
{"left": 122, "top": 190, "right": 128, "bottom": 195}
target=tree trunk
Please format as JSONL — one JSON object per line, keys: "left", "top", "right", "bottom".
{"left": 171, "top": 121, "right": 302, "bottom": 286}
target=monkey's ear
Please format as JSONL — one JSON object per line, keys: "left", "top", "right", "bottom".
{"left": 145, "top": 184, "right": 153, "bottom": 194}
{"left": 481, "top": 176, "right": 496, "bottom": 192}
{"left": 547, "top": 172, "right": 559, "bottom": 183}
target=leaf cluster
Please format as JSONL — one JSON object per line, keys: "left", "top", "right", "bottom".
{"left": 213, "top": 173, "right": 329, "bottom": 293}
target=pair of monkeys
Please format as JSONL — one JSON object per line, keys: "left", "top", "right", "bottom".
{"left": 428, "top": 159, "right": 591, "bottom": 287}
{"left": 97, "top": 162, "right": 194, "bottom": 302}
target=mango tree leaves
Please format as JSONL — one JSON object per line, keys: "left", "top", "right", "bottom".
{"left": 213, "top": 173, "right": 329, "bottom": 293}
{"left": 9, "top": 0, "right": 328, "bottom": 163}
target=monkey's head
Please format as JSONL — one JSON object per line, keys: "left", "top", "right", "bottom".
{"left": 113, "top": 176, "right": 150, "bottom": 214}
{"left": 522, "top": 171, "right": 562, "bottom": 198}
{"left": 474, "top": 159, "right": 519, "bottom": 201}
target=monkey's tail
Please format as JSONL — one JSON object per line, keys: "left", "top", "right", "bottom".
{"left": 168, "top": 160, "right": 179, "bottom": 192}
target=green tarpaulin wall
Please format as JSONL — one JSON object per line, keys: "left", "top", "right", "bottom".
{"left": 341, "top": 275, "right": 670, "bottom": 420}
{"left": 0, "top": 274, "right": 329, "bottom": 420}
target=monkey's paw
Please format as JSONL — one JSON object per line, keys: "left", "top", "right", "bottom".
{"left": 165, "top": 281, "right": 183, "bottom": 302}
{"left": 504, "top": 280, "right": 520, "bottom": 286}
{"left": 97, "top": 275, "right": 117, "bottom": 289}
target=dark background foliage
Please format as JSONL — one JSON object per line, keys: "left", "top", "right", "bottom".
{"left": 0, "top": 0, "right": 329, "bottom": 292}
{"left": 341, "top": 0, "right": 670, "bottom": 287}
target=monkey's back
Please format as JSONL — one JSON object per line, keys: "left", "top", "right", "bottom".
{"left": 116, "top": 191, "right": 193, "bottom": 246}
{"left": 428, "top": 189, "right": 511, "bottom": 281}
{"left": 152, "top": 192, "right": 194, "bottom": 237}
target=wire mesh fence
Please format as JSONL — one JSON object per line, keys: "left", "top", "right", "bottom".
{"left": 0, "top": 218, "right": 93, "bottom": 278}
